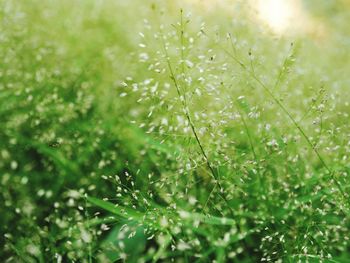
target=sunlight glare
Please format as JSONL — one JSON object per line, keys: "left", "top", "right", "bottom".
{"left": 255, "top": 0, "right": 311, "bottom": 34}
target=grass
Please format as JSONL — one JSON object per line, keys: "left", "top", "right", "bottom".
{"left": 1, "top": 0, "right": 350, "bottom": 262}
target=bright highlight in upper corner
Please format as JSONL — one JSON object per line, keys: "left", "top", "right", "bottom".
{"left": 185, "top": 0, "right": 323, "bottom": 37}
{"left": 255, "top": 0, "right": 310, "bottom": 35}
{"left": 256, "top": 0, "right": 299, "bottom": 33}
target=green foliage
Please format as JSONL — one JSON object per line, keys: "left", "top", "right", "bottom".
{"left": 1, "top": 0, "right": 350, "bottom": 262}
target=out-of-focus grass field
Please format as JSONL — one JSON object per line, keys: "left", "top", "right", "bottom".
{"left": 1, "top": 0, "right": 350, "bottom": 262}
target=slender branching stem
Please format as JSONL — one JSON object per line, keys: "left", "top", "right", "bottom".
{"left": 159, "top": 12, "right": 235, "bottom": 216}
{"left": 223, "top": 44, "right": 348, "bottom": 203}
